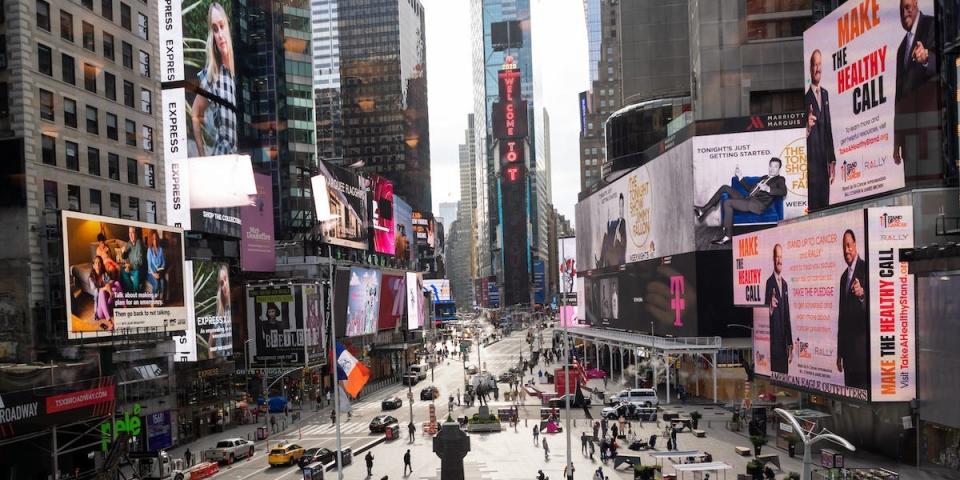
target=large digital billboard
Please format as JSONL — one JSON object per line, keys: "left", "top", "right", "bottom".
{"left": 174, "top": 261, "right": 233, "bottom": 362}
{"left": 246, "top": 284, "right": 324, "bottom": 363}
{"left": 405, "top": 272, "right": 425, "bottom": 330}
{"left": 62, "top": 212, "right": 187, "bottom": 339}
{"left": 558, "top": 236, "right": 577, "bottom": 298}
{"left": 576, "top": 139, "right": 695, "bottom": 272}
{"left": 378, "top": 274, "right": 405, "bottom": 330}
{"left": 317, "top": 161, "right": 368, "bottom": 250}
{"left": 370, "top": 176, "right": 395, "bottom": 255}
{"left": 394, "top": 196, "right": 416, "bottom": 269}
{"left": 0, "top": 377, "right": 116, "bottom": 439}
{"left": 737, "top": 207, "right": 915, "bottom": 401}
{"left": 423, "top": 279, "right": 451, "bottom": 302}
{"left": 803, "top": 0, "right": 938, "bottom": 210}
{"left": 240, "top": 173, "right": 276, "bottom": 272}
{"left": 345, "top": 267, "right": 381, "bottom": 337}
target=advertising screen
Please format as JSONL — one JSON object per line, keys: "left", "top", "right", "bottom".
{"left": 412, "top": 211, "right": 431, "bottom": 247}
{"left": 378, "top": 274, "right": 405, "bottom": 330}
{"left": 423, "top": 279, "right": 451, "bottom": 302}
{"left": 693, "top": 128, "right": 808, "bottom": 232}
{"left": 240, "top": 173, "right": 276, "bottom": 272}
{"left": 558, "top": 237, "right": 577, "bottom": 298}
{"left": 0, "top": 377, "right": 116, "bottom": 439}
{"left": 371, "top": 176, "right": 395, "bottom": 255}
{"left": 405, "top": 272, "right": 425, "bottom": 330}
{"left": 345, "top": 267, "right": 381, "bottom": 337}
{"left": 394, "top": 196, "right": 416, "bottom": 269}
{"left": 533, "top": 260, "right": 546, "bottom": 304}
{"left": 737, "top": 207, "right": 915, "bottom": 401}
{"left": 246, "top": 284, "right": 324, "bottom": 363}
{"left": 576, "top": 139, "right": 695, "bottom": 272}
{"left": 803, "top": 0, "right": 938, "bottom": 210}
{"left": 317, "top": 161, "right": 368, "bottom": 250}
{"left": 174, "top": 261, "right": 233, "bottom": 362}
{"left": 62, "top": 212, "right": 187, "bottom": 339}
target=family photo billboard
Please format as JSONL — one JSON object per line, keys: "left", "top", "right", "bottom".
{"left": 62, "top": 212, "right": 187, "bottom": 339}
{"left": 803, "top": 0, "right": 938, "bottom": 210}
{"left": 736, "top": 207, "right": 915, "bottom": 401}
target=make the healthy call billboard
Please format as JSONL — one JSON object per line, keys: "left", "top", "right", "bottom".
{"left": 735, "top": 206, "right": 915, "bottom": 402}
{"left": 803, "top": 0, "right": 938, "bottom": 210}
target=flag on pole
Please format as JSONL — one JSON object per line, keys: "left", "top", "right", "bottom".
{"left": 335, "top": 342, "right": 370, "bottom": 398}
{"left": 571, "top": 351, "right": 588, "bottom": 386}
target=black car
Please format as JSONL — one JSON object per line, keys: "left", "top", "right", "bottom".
{"left": 369, "top": 415, "right": 399, "bottom": 433}
{"left": 381, "top": 396, "right": 403, "bottom": 410}
{"left": 420, "top": 386, "right": 439, "bottom": 400}
{"left": 547, "top": 394, "right": 591, "bottom": 408}
{"left": 298, "top": 447, "right": 335, "bottom": 468}
{"left": 497, "top": 372, "right": 516, "bottom": 384}
{"left": 402, "top": 374, "right": 420, "bottom": 386}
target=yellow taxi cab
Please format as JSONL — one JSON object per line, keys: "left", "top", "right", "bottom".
{"left": 267, "top": 442, "right": 305, "bottom": 467}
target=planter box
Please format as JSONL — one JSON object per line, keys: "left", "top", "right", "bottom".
{"left": 465, "top": 422, "right": 502, "bottom": 433}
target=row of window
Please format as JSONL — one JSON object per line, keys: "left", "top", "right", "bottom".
{"left": 36, "top": 0, "right": 148, "bottom": 42}
{"left": 39, "top": 133, "right": 155, "bottom": 188}
{"left": 39, "top": 87, "right": 153, "bottom": 151}
{"left": 38, "top": 40, "right": 151, "bottom": 88}
{"left": 43, "top": 179, "right": 156, "bottom": 223}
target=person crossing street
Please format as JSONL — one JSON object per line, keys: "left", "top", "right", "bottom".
{"left": 403, "top": 449, "right": 412, "bottom": 476}
{"left": 533, "top": 424, "right": 540, "bottom": 445}
{"left": 365, "top": 451, "right": 374, "bottom": 477}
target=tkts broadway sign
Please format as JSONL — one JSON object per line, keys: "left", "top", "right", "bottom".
{"left": 0, "top": 377, "right": 116, "bottom": 438}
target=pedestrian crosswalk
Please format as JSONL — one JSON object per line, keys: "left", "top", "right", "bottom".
{"left": 295, "top": 421, "right": 375, "bottom": 436}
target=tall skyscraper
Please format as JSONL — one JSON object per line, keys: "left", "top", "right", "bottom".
{"left": 337, "top": 0, "right": 432, "bottom": 213}
{"left": 312, "top": 0, "right": 344, "bottom": 164}
{"left": 583, "top": 0, "right": 601, "bottom": 83}
{"left": 578, "top": 0, "right": 621, "bottom": 191}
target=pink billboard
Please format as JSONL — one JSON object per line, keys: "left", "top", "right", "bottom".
{"left": 371, "top": 176, "right": 395, "bottom": 255}
{"left": 240, "top": 173, "right": 275, "bottom": 272}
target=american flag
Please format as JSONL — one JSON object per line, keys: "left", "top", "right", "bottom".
{"left": 571, "top": 350, "right": 588, "bottom": 386}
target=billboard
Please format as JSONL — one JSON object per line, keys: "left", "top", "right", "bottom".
{"left": 576, "top": 139, "right": 695, "bottom": 272}
{"left": 394, "top": 196, "right": 416, "bottom": 269}
{"left": 423, "top": 279, "right": 451, "bottom": 302}
{"left": 558, "top": 236, "right": 576, "bottom": 297}
{"left": 174, "top": 261, "right": 233, "bottom": 362}
{"left": 317, "top": 161, "right": 368, "bottom": 250}
{"left": 405, "top": 272, "right": 424, "bottom": 330}
{"left": 0, "top": 377, "right": 116, "bottom": 439}
{"left": 412, "top": 211, "right": 433, "bottom": 248}
{"left": 345, "top": 267, "right": 381, "bottom": 337}
{"left": 533, "top": 260, "right": 546, "bottom": 304}
{"left": 378, "top": 274, "right": 406, "bottom": 330}
{"left": 803, "top": 0, "right": 938, "bottom": 210}
{"left": 246, "top": 284, "right": 324, "bottom": 363}
{"left": 692, "top": 128, "right": 808, "bottom": 232}
{"left": 370, "top": 176, "right": 395, "bottom": 255}
{"left": 737, "top": 207, "right": 915, "bottom": 401}
{"left": 62, "top": 212, "right": 187, "bottom": 339}
{"left": 240, "top": 173, "right": 276, "bottom": 272}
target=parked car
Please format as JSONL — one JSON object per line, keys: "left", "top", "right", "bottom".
{"left": 420, "top": 386, "right": 440, "bottom": 400}
{"left": 586, "top": 368, "right": 607, "bottom": 379}
{"left": 298, "top": 447, "right": 335, "bottom": 469}
{"left": 547, "top": 394, "right": 591, "bottom": 408}
{"left": 402, "top": 373, "right": 421, "bottom": 385}
{"left": 601, "top": 402, "right": 656, "bottom": 420}
{"left": 203, "top": 438, "right": 255, "bottom": 464}
{"left": 607, "top": 388, "right": 659, "bottom": 407}
{"left": 465, "top": 365, "right": 478, "bottom": 375}
{"left": 268, "top": 443, "right": 305, "bottom": 467}
{"left": 381, "top": 396, "right": 403, "bottom": 410}
{"left": 369, "top": 415, "right": 399, "bottom": 433}
{"left": 497, "top": 372, "right": 516, "bottom": 384}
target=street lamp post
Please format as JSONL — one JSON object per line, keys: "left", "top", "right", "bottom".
{"left": 560, "top": 239, "right": 573, "bottom": 478}
{"left": 774, "top": 408, "right": 855, "bottom": 479}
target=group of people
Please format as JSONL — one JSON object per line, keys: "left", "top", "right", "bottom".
{"left": 364, "top": 449, "right": 413, "bottom": 478}
{"left": 88, "top": 226, "right": 169, "bottom": 326}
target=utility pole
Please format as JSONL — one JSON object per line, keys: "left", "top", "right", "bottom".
{"left": 328, "top": 261, "right": 346, "bottom": 480}
{"left": 560, "top": 238, "right": 572, "bottom": 477}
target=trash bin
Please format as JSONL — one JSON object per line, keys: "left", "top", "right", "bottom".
{"left": 256, "top": 426, "right": 269, "bottom": 441}
{"left": 385, "top": 424, "right": 400, "bottom": 440}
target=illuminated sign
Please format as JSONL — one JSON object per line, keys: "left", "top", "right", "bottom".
{"left": 493, "top": 101, "right": 528, "bottom": 138}
{"left": 498, "top": 69, "right": 521, "bottom": 101}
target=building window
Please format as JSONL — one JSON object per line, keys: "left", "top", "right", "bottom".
{"left": 38, "top": 44, "right": 52, "bottom": 76}
{"left": 61, "top": 53, "right": 75, "bottom": 84}
{"left": 140, "top": 88, "right": 151, "bottom": 113}
{"left": 43, "top": 180, "right": 58, "bottom": 209}
{"left": 125, "top": 119, "right": 136, "bottom": 146}
{"left": 36, "top": 0, "right": 50, "bottom": 31}
{"left": 137, "top": 13, "right": 148, "bottom": 40}
{"left": 86, "top": 106, "right": 99, "bottom": 134}
{"left": 144, "top": 200, "right": 156, "bottom": 223}
{"left": 108, "top": 153, "right": 120, "bottom": 180}
{"left": 64, "top": 97, "right": 77, "bottom": 128}
{"left": 127, "top": 196, "right": 139, "bottom": 220}
{"left": 101, "top": 0, "right": 113, "bottom": 20}
{"left": 83, "top": 63, "right": 97, "bottom": 93}
{"left": 142, "top": 126, "right": 153, "bottom": 151}
{"left": 0, "top": 83, "right": 8, "bottom": 119}
{"left": 65, "top": 141, "right": 79, "bottom": 170}
{"left": 82, "top": 22, "right": 95, "bottom": 51}
{"left": 123, "top": 80, "right": 134, "bottom": 107}
{"left": 144, "top": 163, "right": 155, "bottom": 188}
{"left": 103, "top": 32, "right": 115, "bottom": 61}
{"left": 747, "top": 17, "right": 812, "bottom": 40}
{"left": 122, "top": 41, "right": 132, "bottom": 69}
{"left": 127, "top": 157, "right": 138, "bottom": 184}
{"left": 749, "top": 90, "right": 805, "bottom": 115}
{"left": 87, "top": 147, "right": 101, "bottom": 176}
{"left": 109, "top": 192, "right": 120, "bottom": 217}
{"left": 82, "top": 0, "right": 93, "bottom": 10}
{"left": 105, "top": 72, "right": 117, "bottom": 101}
{"left": 42, "top": 134, "right": 56, "bottom": 165}
{"left": 106, "top": 113, "right": 118, "bottom": 140}
{"left": 138, "top": 50, "right": 150, "bottom": 78}
{"left": 67, "top": 185, "right": 81, "bottom": 211}
{"left": 60, "top": 10, "right": 74, "bottom": 42}
{"left": 90, "top": 189, "right": 102, "bottom": 214}
{"left": 120, "top": 3, "right": 131, "bottom": 30}
{"left": 39, "top": 89, "right": 54, "bottom": 121}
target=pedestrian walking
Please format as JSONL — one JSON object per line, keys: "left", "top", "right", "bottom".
{"left": 564, "top": 463, "right": 574, "bottom": 480}
{"left": 600, "top": 418, "right": 608, "bottom": 436}
{"left": 581, "top": 431, "right": 589, "bottom": 454}
{"left": 542, "top": 437, "right": 550, "bottom": 460}
{"left": 408, "top": 422, "right": 416, "bottom": 443}
{"left": 594, "top": 467, "right": 604, "bottom": 480}
{"left": 589, "top": 439, "right": 596, "bottom": 460}
{"left": 184, "top": 448, "right": 192, "bottom": 467}
{"left": 618, "top": 415, "right": 626, "bottom": 434}
{"left": 533, "top": 424, "right": 540, "bottom": 445}
{"left": 456, "top": 389, "right": 461, "bottom": 406}
{"left": 671, "top": 425, "right": 679, "bottom": 450}
{"left": 403, "top": 449, "right": 412, "bottom": 475}
{"left": 326, "top": 389, "right": 331, "bottom": 406}
{"left": 593, "top": 421, "right": 600, "bottom": 439}
{"left": 611, "top": 424, "right": 618, "bottom": 439}
{"left": 603, "top": 375, "right": 608, "bottom": 388}
{"left": 270, "top": 415, "right": 277, "bottom": 433}
{"left": 365, "top": 451, "right": 374, "bottom": 477}
{"left": 330, "top": 410, "right": 336, "bottom": 425}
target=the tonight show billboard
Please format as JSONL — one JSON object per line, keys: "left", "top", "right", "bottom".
{"left": 240, "top": 173, "right": 276, "bottom": 272}
{"left": 174, "top": 261, "right": 233, "bottom": 362}
{"left": 246, "top": 284, "right": 324, "bottom": 363}
{"left": 318, "top": 161, "right": 369, "bottom": 250}
{"left": 736, "top": 207, "right": 915, "bottom": 402}
{"left": 370, "top": 176, "right": 395, "bottom": 255}
{"left": 803, "top": 0, "right": 939, "bottom": 210}
{"left": 62, "top": 212, "right": 187, "bottom": 339}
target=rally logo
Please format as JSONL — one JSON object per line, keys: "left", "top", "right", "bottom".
{"left": 798, "top": 340, "right": 812, "bottom": 359}
{"left": 842, "top": 160, "right": 861, "bottom": 181}
{"left": 880, "top": 213, "right": 907, "bottom": 228}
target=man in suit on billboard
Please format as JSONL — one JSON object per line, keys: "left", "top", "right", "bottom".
{"left": 805, "top": 49, "right": 837, "bottom": 211}
{"left": 836, "top": 229, "right": 869, "bottom": 390}
{"left": 765, "top": 244, "right": 792, "bottom": 375}
{"left": 894, "top": 0, "right": 937, "bottom": 165}
{"left": 694, "top": 158, "right": 787, "bottom": 245}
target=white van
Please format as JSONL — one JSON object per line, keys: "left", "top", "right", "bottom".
{"left": 610, "top": 388, "right": 659, "bottom": 407}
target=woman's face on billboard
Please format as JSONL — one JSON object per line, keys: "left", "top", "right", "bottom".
{"left": 210, "top": 7, "right": 230, "bottom": 58}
